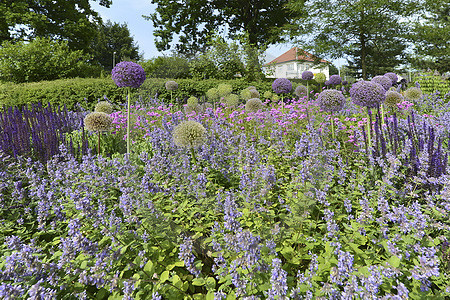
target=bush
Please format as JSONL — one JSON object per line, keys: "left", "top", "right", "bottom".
{"left": 0, "top": 37, "right": 102, "bottom": 83}
{"left": 140, "top": 56, "right": 190, "bottom": 79}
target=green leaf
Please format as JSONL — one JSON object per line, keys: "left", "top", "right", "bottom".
{"left": 160, "top": 270, "right": 170, "bottom": 283}
{"left": 144, "top": 260, "right": 154, "bottom": 273}
{"left": 192, "top": 277, "right": 206, "bottom": 286}
{"left": 388, "top": 255, "right": 401, "bottom": 268}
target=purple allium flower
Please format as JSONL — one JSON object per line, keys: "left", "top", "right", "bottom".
{"left": 349, "top": 80, "right": 386, "bottom": 108}
{"left": 342, "top": 80, "right": 348, "bottom": 86}
{"left": 272, "top": 78, "right": 292, "bottom": 94}
{"left": 111, "top": 61, "right": 146, "bottom": 88}
{"left": 324, "top": 80, "right": 331, "bottom": 86}
{"left": 384, "top": 72, "right": 398, "bottom": 84}
{"left": 329, "top": 74, "right": 342, "bottom": 85}
{"left": 371, "top": 75, "right": 393, "bottom": 91}
{"left": 302, "top": 70, "right": 314, "bottom": 81}
{"left": 317, "top": 89, "right": 346, "bottom": 112}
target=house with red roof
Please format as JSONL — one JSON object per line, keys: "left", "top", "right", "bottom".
{"left": 264, "top": 47, "right": 330, "bottom": 79}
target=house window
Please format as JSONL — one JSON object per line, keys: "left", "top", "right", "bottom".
{"left": 287, "top": 63, "right": 294, "bottom": 71}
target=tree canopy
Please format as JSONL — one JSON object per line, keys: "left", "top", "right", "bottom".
{"left": 0, "top": 0, "right": 111, "bottom": 51}
{"left": 287, "top": 0, "right": 417, "bottom": 79}
{"left": 145, "top": 0, "right": 301, "bottom": 56}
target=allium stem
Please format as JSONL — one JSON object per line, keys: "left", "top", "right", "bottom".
{"left": 126, "top": 87, "right": 131, "bottom": 155}
{"left": 380, "top": 104, "right": 386, "bottom": 128}
{"left": 306, "top": 82, "right": 310, "bottom": 102}
{"left": 190, "top": 146, "right": 197, "bottom": 165}
{"left": 330, "top": 113, "right": 335, "bottom": 141}
{"left": 97, "top": 131, "right": 101, "bottom": 156}
{"left": 367, "top": 108, "right": 372, "bottom": 152}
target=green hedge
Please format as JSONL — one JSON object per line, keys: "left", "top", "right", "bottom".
{"left": 0, "top": 77, "right": 322, "bottom": 110}
{"left": 414, "top": 72, "right": 450, "bottom": 95}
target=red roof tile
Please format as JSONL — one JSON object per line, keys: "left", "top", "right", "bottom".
{"left": 265, "top": 47, "right": 329, "bottom": 65}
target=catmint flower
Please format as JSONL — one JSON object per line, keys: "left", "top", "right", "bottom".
{"left": 384, "top": 72, "right": 398, "bottom": 84}
{"left": 295, "top": 85, "right": 308, "bottom": 96}
{"left": 315, "top": 72, "right": 326, "bottom": 84}
{"left": 245, "top": 98, "right": 264, "bottom": 113}
{"left": 165, "top": 80, "right": 178, "bottom": 91}
{"left": 268, "top": 258, "right": 288, "bottom": 299}
{"left": 301, "top": 70, "right": 314, "bottom": 81}
{"left": 111, "top": 61, "right": 146, "bottom": 88}
{"left": 384, "top": 90, "right": 404, "bottom": 108}
{"left": 349, "top": 80, "right": 386, "bottom": 108}
{"left": 272, "top": 78, "right": 293, "bottom": 94}
{"left": 404, "top": 87, "right": 423, "bottom": 101}
{"left": 84, "top": 112, "right": 113, "bottom": 132}
{"left": 329, "top": 74, "right": 342, "bottom": 85}
{"left": 94, "top": 101, "right": 113, "bottom": 114}
{"left": 172, "top": 120, "right": 206, "bottom": 148}
{"left": 317, "top": 89, "right": 346, "bottom": 112}
{"left": 371, "top": 75, "right": 392, "bottom": 91}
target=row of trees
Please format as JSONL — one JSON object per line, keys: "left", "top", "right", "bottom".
{"left": 148, "top": 0, "right": 449, "bottom": 78}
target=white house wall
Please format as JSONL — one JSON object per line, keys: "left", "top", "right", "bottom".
{"left": 265, "top": 62, "right": 330, "bottom": 79}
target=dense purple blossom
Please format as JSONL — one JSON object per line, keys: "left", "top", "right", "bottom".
{"left": 384, "top": 72, "right": 398, "bottom": 84}
{"left": 371, "top": 75, "right": 393, "bottom": 91}
{"left": 350, "top": 80, "right": 386, "bottom": 108}
{"left": 268, "top": 258, "right": 288, "bottom": 299}
{"left": 317, "top": 89, "right": 346, "bottom": 112}
{"left": 111, "top": 61, "right": 146, "bottom": 88}
{"left": 301, "top": 70, "right": 314, "bottom": 80}
{"left": 272, "top": 78, "right": 292, "bottom": 94}
{"left": 329, "top": 74, "right": 342, "bottom": 85}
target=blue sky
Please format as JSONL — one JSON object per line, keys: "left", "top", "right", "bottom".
{"left": 89, "top": 0, "right": 341, "bottom": 66}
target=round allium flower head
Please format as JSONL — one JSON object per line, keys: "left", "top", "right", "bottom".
{"left": 84, "top": 112, "right": 113, "bottom": 132}
{"left": 111, "top": 61, "right": 146, "bottom": 88}
{"left": 295, "top": 85, "right": 308, "bottom": 96}
{"left": 172, "top": 120, "right": 206, "bottom": 148}
{"left": 301, "top": 70, "right": 314, "bottom": 81}
{"left": 165, "top": 80, "right": 178, "bottom": 91}
{"left": 263, "top": 90, "right": 273, "bottom": 99}
{"left": 206, "top": 88, "right": 220, "bottom": 101}
{"left": 225, "top": 94, "right": 239, "bottom": 107}
{"left": 95, "top": 101, "right": 113, "bottom": 114}
{"left": 317, "top": 89, "right": 346, "bottom": 112}
{"left": 324, "top": 80, "right": 330, "bottom": 86}
{"left": 404, "top": 87, "right": 423, "bottom": 101}
{"left": 245, "top": 98, "right": 264, "bottom": 113}
{"left": 187, "top": 96, "right": 198, "bottom": 107}
{"left": 384, "top": 90, "right": 404, "bottom": 108}
{"left": 272, "top": 78, "right": 292, "bottom": 94}
{"left": 247, "top": 86, "right": 257, "bottom": 90}
{"left": 248, "top": 89, "right": 260, "bottom": 99}
{"left": 218, "top": 83, "right": 233, "bottom": 97}
{"left": 349, "top": 80, "right": 386, "bottom": 108}
{"left": 342, "top": 80, "right": 348, "bottom": 86}
{"left": 240, "top": 89, "right": 253, "bottom": 100}
{"left": 315, "top": 73, "right": 326, "bottom": 84}
{"left": 329, "top": 74, "right": 342, "bottom": 85}
{"left": 384, "top": 72, "right": 398, "bottom": 85}
{"left": 371, "top": 75, "right": 392, "bottom": 91}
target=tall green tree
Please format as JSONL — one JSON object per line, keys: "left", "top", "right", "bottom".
{"left": 145, "top": 0, "right": 302, "bottom": 56}
{"left": 91, "top": 21, "right": 141, "bottom": 71}
{"left": 287, "top": 0, "right": 416, "bottom": 79}
{"left": 408, "top": 0, "right": 450, "bottom": 73}
{"left": 0, "top": 0, "right": 111, "bottom": 51}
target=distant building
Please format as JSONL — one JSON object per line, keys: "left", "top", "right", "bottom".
{"left": 264, "top": 47, "right": 330, "bottom": 79}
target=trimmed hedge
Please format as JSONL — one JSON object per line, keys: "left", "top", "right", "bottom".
{"left": 414, "top": 72, "right": 450, "bottom": 95}
{"left": 0, "top": 77, "right": 323, "bottom": 110}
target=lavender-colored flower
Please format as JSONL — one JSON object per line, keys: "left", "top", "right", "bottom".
{"left": 268, "top": 258, "right": 288, "bottom": 299}
{"left": 329, "top": 74, "right": 342, "bottom": 85}
{"left": 111, "top": 61, "right": 146, "bottom": 88}
{"left": 272, "top": 78, "right": 292, "bottom": 94}
{"left": 324, "top": 80, "right": 330, "bottom": 86}
{"left": 302, "top": 70, "right": 314, "bottom": 81}
{"left": 342, "top": 80, "right": 348, "bottom": 86}
{"left": 179, "top": 237, "right": 201, "bottom": 277}
{"left": 317, "top": 89, "right": 346, "bottom": 112}
{"left": 384, "top": 72, "right": 398, "bottom": 84}
{"left": 371, "top": 75, "right": 393, "bottom": 91}
{"left": 350, "top": 80, "right": 386, "bottom": 108}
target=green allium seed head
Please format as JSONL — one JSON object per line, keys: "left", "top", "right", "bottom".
{"left": 225, "top": 94, "right": 239, "bottom": 107}
{"left": 315, "top": 73, "right": 326, "bottom": 84}
{"left": 206, "top": 88, "right": 220, "bottom": 101}
{"left": 184, "top": 104, "right": 203, "bottom": 115}
{"left": 84, "top": 112, "right": 113, "bottom": 132}
{"left": 272, "top": 94, "right": 280, "bottom": 102}
{"left": 240, "top": 89, "right": 253, "bottom": 100}
{"left": 249, "top": 89, "right": 260, "bottom": 99}
{"left": 172, "top": 120, "right": 206, "bottom": 148}
{"left": 263, "top": 91, "right": 273, "bottom": 99}
{"left": 384, "top": 91, "right": 404, "bottom": 108}
{"left": 245, "top": 98, "right": 264, "bottom": 113}
{"left": 404, "top": 87, "right": 423, "bottom": 101}
{"left": 187, "top": 96, "right": 199, "bottom": 107}
{"left": 165, "top": 80, "right": 178, "bottom": 91}
{"left": 94, "top": 101, "right": 113, "bottom": 114}
{"left": 247, "top": 86, "right": 256, "bottom": 90}
{"left": 217, "top": 84, "right": 233, "bottom": 98}
{"left": 295, "top": 85, "right": 308, "bottom": 97}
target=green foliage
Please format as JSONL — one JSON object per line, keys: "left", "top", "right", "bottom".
{"left": 91, "top": 21, "right": 141, "bottom": 71}
{"left": 0, "top": 77, "right": 128, "bottom": 110}
{"left": 141, "top": 55, "right": 190, "bottom": 79}
{"left": 0, "top": 37, "right": 102, "bottom": 83}
{"left": 414, "top": 72, "right": 450, "bottom": 95}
